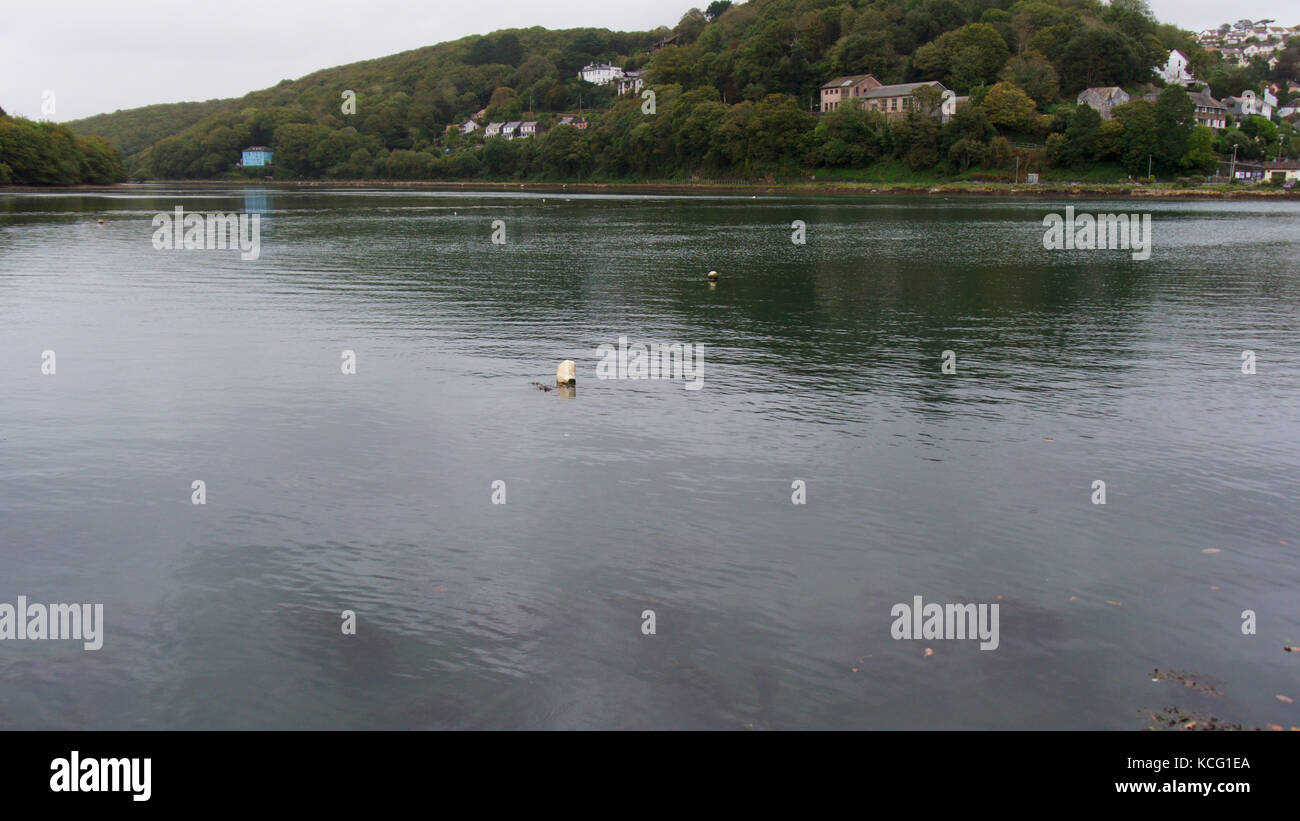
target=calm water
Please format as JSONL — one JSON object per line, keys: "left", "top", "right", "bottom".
{"left": 1, "top": 185, "right": 1297, "bottom": 729}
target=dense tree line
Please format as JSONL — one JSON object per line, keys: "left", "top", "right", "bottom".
{"left": 0, "top": 107, "right": 127, "bottom": 185}
{"left": 65, "top": 0, "right": 1300, "bottom": 183}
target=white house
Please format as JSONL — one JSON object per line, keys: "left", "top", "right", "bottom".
{"left": 519, "top": 121, "right": 539, "bottom": 137}
{"left": 939, "top": 89, "right": 969, "bottom": 123}
{"left": 459, "top": 120, "right": 479, "bottom": 135}
{"left": 484, "top": 121, "right": 503, "bottom": 137}
{"left": 616, "top": 70, "right": 646, "bottom": 96}
{"left": 501, "top": 121, "right": 522, "bottom": 139}
{"left": 1243, "top": 42, "right": 1281, "bottom": 60}
{"left": 1225, "top": 88, "right": 1276, "bottom": 119}
{"left": 1158, "top": 49, "right": 1194, "bottom": 85}
{"left": 579, "top": 63, "right": 624, "bottom": 85}
{"left": 1263, "top": 87, "right": 1278, "bottom": 117}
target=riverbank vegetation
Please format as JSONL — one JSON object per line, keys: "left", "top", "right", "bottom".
{"left": 0, "top": 106, "right": 126, "bottom": 185}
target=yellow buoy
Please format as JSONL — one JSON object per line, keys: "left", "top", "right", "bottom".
{"left": 706, "top": 270, "right": 719, "bottom": 281}
{"left": 556, "top": 360, "right": 576, "bottom": 386}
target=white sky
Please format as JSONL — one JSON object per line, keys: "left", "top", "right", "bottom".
{"left": 1, "top": 0, "right": 1293, "bottom": 122}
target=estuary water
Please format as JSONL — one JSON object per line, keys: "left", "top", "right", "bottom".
{"left": 1, "top": 184, "right": 1297, "bottom": 729}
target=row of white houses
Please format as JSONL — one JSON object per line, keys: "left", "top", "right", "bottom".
{"left": 450, "top": 114, "right": 591, "bottom": 139}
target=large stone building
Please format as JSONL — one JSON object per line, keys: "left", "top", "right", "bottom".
{"left": 818, "top": 74, "right": 883, "bottom": 112}
{"left": 818, "top": 73, "right": 948, "bottom": 119}
{"left": 855, "top": 81, "right": 948, "bottom": 119}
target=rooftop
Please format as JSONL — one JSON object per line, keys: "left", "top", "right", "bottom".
{"left": 858, "top": 81, "right": 945, "bottom": 99}
{"left": 820, "top": 74, "right": 877, "bottom": 89}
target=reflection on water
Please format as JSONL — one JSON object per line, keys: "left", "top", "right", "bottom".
{"left": 0, "top": 185, "right": 1298, "bottom": 729}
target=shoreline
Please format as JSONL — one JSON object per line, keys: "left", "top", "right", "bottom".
{"left": 3, "top": 178, "right": 1297, "bottom": 200}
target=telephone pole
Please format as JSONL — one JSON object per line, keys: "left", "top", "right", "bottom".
{"left": 1230, "top": 143, "right": 1237, "bottom": 180}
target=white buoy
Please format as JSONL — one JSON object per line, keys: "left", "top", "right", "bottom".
{"left": 707, "top": 270, "right": 719, "bottom": 281}
{"left": 556, "top": 360, "right": 576, "bottom": 386}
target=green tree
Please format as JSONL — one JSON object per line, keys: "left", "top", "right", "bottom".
{"left": 914, "top": 23, "right": 1011, "bottom": 91}
{"left": 893, "top": 111, "right": 941, "bottom": 170}
{"left": 814, "top": 104, "right": 885, "bottom": 167}
{"left": 1180, "top": 125, "right": 1216, "bottom": 172}
{"left": 1060, "top": 28, "right": 1143, "bottom": 91}
{"left": 705, "top": 1, "right": 732, "bottom": 21}
{"left": 272, "top": 122, "right": 331, "bottom": 176}
{"left": 1062, "top": 103, "right": 1101, "bottom": 167}
{"left": 466, "top": 37, "right": 497, "bottom": 66}
{"left": 494, "top": 34, "right": 524, "bottom": 67}
{"left": 980, "top": 82, "right": 1037, "bottom": 130}
{"left": 537, "top": 125, "right": 591, "bottom": 176}
{"left": 1114, "top": 100, "right": 1158, "bottom": 174}
{"left": 1153, "top": 85, "right": 1195, "bottom": 170}
{"left": 999, "top": 51, "right": 1059, "bottom": 105}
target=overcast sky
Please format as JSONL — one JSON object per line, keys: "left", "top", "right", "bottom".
{"left": 2, "top": 0, "right": 1293, "bottom": 122}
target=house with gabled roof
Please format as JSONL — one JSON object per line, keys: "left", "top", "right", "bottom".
{"left": 819, "top": 74, "right": 882, "bottom": 112}
{"left": 1188, "top": 90, "right": 1228, "bottom": 129}
{"left": 1158, "top": 49, "right": 1195, "bottom": 85}
{"left": 1076, "top": 86, "right": 1130, "bottom": 119}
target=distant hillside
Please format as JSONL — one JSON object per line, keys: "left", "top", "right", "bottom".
{"left": 60, "top": 0, "right": 1299, "bottom": 183}
{"left": 67, "top": 23, "right": 664, "bottom": 176}
{"left": 69, "top": 99, "right": 236, "bottom": 159}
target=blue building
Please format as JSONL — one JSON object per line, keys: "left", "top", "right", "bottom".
{"left": 240, "top": 146, "right": 273, "bottom": 167}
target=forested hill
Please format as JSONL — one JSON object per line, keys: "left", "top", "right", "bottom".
{"left": 0, "top": 105, "right": 127, "bottom": 185}
{"left": 57, "top": 0, "right": 1300, "bottom": 183}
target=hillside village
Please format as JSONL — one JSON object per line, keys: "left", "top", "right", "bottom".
{"left": 9, "top": 0, "right": 1300, "bottom": 187}
{"left": 403, "top": 10, "right": 1300, "bottom": 186}
{"left": 436, "top": 23, "right": 1300, "bottom": 148}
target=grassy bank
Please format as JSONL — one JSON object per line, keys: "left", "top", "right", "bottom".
{"left": 6, "top": 177, "right": 1297, "bottom": 200}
